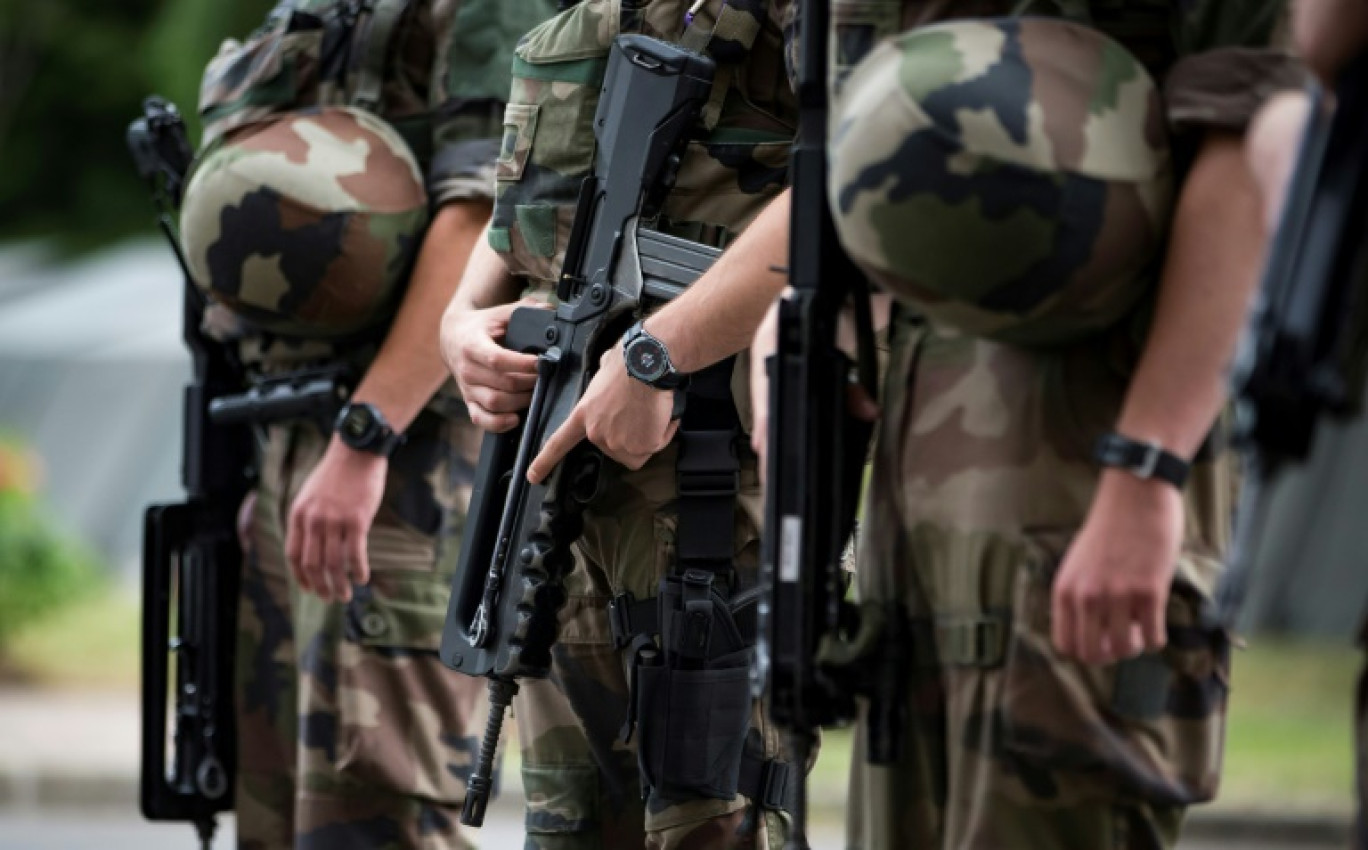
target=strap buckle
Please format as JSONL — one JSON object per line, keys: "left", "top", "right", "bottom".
{"left": 1131, "top": 441, "right": 1162, "bottom": 479}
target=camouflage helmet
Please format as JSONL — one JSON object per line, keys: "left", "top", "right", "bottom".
{"left": 829, "top": 18, "right": 1174, "bottom": 347}
{"left": 180, "top": 106, "right": 430, "bottom": 339}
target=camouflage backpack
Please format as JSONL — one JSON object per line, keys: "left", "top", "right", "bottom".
{"left": 179, "top": 0, "right": 437, "bottom": 340}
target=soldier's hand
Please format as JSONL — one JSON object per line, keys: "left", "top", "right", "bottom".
{"left": 1050, "top": 469, "right": 1184, "bottom": 665}
{"left": 527, "top": 344, "right": 678, "bottom": 483}
{"left": 750, "top": 295, "right": 880, "bottom": 484}
{"left": 440, "top": 300, "right": 542, "bottom": 433}
{"left": 286, "top": 437, "right": 386, "bottom": 603}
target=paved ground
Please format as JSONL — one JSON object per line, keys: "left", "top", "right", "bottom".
{"left": 0, "top": 811, "right": 848, "bottom": 850}
{"left": 0, "top": 810, "right": 1340, "bottom": 850}
{"left": 0, "top": 688, "right": 1351, "bottom": 849}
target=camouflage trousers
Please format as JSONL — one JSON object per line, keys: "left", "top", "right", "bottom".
{"left": 236, "top": 407, "right": 490, "bottom": 850}
{"left": 846, "top": 319, "right": 1234, "bottom": 850}
{"left": 514, "top": 441, "right": 797, "bottom": 849}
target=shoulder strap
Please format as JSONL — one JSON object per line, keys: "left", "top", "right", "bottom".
{"left": 351, "top": 0, "right": 410, "bottom": 112}
{"left": 679, "top": 0, "right": 769, "bottom": 128}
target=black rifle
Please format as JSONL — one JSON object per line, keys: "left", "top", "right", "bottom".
{"left": 130, "top": 97, "right": 251, "bottom": 850}
{"left": 1219, "top": 56, "right": 1368, "bottom": 624}
{"left": 750, "top": 0, "right": 898, "bottom": 847}
{"left": 439, "top": 34, "right": 721, "bottom": 827}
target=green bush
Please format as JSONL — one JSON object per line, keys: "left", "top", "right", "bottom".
{"left": 0, "top": 490, "right": 104, "bottom": 652}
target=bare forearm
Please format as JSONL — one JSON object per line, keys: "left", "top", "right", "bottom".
{"left": 645, "top": 190, "right": 791, "bottom": 373}
{"left": 1113, "top": 132, "right": 1265, "bottom": 458}
{"left": 447, "top": 229, "right": 523, "bottom": 314}
{"left": 351, "top": 199, "right": 492, "bottom": 431}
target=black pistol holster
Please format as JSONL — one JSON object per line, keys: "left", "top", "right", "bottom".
{"left": 613, "top": 360, "right": 794, "bottom": 813}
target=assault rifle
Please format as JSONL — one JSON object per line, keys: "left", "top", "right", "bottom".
{"left": 131, "top": 98, "right": 356, "bottom": 850}
{"left": 439, "top": 34, "right": 721, "bottom": 827}
{"left": 130, "top": 97, "right": 250, "bottom": 850}
{"left": 750, "top": 0, "right": 900, "bottom": 846}
{"left": 1219, "top": 56, "right": 1368, "bottom": 623}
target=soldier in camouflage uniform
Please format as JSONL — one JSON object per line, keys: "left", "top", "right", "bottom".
{"left": 493, "top": 2, "right": 1301, "bottom": 849}
{"left": 177, "top": 1, "right": 557, "bottom": 847}
{"left": 818, "top": 6, "right": 1299, "bottom": 846}
{"left": 440, "top": 1, "right": 801, "bottom": 847}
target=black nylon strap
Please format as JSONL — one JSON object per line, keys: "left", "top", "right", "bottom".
{"left": 1094, "top": 432, "right": 1190, "bottom": 489}
{"left": 608, "top": 589, "right": 759, "bottom": 650}
{"left": 737, "top": 755, "right": 793, "bottom": 813}
{"left": 675, "top": 358, "right": 740, "bottom": 574}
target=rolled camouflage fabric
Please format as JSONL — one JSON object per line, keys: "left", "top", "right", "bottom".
{"left": 180, "top": 106, "right": 430, "bottom": 340}
{"left": 829, "top": 17, "right": 1174, "bottom": 347}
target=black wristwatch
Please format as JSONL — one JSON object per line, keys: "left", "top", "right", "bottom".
{"left": 334, "top": 402, "right": 404, "bottom": 457}
{"left": 622, "top": 321, "right": 688, "bottom": 391}
{"left": 1094, "top": 432, "right": 1190, "bottom": 489}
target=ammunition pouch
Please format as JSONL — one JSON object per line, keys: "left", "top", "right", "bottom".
{"left": 614, "top": 359, "right": 795, "bottom": 812}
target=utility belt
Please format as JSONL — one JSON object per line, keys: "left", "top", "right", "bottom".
{"left": 609, "top": 359, "right": 796, "bottom": 814}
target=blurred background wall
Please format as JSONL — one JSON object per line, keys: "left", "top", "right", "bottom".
{"left": 0, "top": 0, "right": 273, "bottom": 583}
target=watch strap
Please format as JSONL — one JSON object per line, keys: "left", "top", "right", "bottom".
{"left": 1094, "top": 432, "right": 1190, "bottom": 489}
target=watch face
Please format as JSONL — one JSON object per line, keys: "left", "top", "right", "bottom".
{"left": 625, "top": 337, "right": 669, "bottom": 383}
{"left": 341, "top": 405, "right": 377, "bottom": 444}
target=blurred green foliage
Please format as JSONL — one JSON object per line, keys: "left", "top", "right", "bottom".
{"left": 0, "top": 0, "right": 274, "bottom": 252}
{"left": 0, "top": 489, "right": 104, "bottom": 654}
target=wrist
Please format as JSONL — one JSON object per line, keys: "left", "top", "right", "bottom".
{"left": 1094, "top": 466, "right": 1181, "bottom": 509}
{"left": 323, "top": 434, "right": 389, "bottom": 470}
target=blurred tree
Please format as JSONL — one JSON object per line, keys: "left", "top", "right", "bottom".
{"left": 0, "top": 0, "right": 272, "bottom": 252}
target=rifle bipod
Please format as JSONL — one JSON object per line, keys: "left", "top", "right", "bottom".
{"left": 462, "top": 676, "right": 519, "bottom": 827}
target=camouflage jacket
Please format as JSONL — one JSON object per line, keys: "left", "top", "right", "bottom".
{"left": 490, "top": 0, "right": 797, "bottom": 290}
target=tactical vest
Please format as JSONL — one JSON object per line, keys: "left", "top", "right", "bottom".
{"left": 491, "top": 0, "right": 797, "bottom": 290}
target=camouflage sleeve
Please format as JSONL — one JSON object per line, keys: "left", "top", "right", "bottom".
{"left": 427, "top": 0, "right": 558, "bottom": 207}
{"left": 1165, "top": 0, "right": 1306, "bottom": 134}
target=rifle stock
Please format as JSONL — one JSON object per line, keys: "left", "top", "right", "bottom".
{"left": 439, "top": 34, "right": 720, "bottom": 826}
{"left": 751, "top": 1, "right": 894, "bottom": 846}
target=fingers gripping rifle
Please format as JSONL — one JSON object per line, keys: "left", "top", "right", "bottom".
{"left": 129, "top": 97, "right": 252, "bottom": 850}
{"left": 1219, "top": 56, "right": 1368, "bottom": 624}
{"left": 439, "top": 35, "right": 720, "bottom": 827}
{"left": 751, "top": 1, "right": 900, "bottom": 847}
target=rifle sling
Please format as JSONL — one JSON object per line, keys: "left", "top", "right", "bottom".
{"left": 351, "top": 0, "right": 409, "bottom": 112}
{"left": 675, "top": 358, "right": 741, "bottom": 576}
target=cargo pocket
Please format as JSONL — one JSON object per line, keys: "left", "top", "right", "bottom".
{"left": 496, "top": 104, "right": 540, "bottom": 182}
{"left": 198, "top": 10, "right": 325, "bottom": 143}
{"left": 335, "top": 569, "right": 480, "bottom": 804}
{"left": 1000, "top": 539, "right": 1231, "bottom": 807}
{"left": 488, "top": 0, "right": 618, "bottom": 284}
